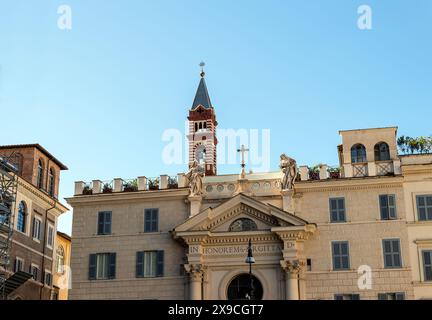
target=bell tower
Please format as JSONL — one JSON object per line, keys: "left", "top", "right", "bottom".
{"left": 187, "top": 64, "right": 217, "bottom": 176}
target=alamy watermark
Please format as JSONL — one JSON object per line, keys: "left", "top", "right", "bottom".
{"left": 357, "top": 5, "right": 372, "bottom": 30}
{"left": 162, "top": 122, "right": 271, "bottom": 172}
{"left": 57, "top": 5, "right": 72, "bottom": 30}
{"left": 357, "top": 265, "right": 373, "bottom": 290}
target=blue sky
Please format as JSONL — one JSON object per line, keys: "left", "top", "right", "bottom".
{"left": 0, "top": 1, "right": 431, "bottom": 234}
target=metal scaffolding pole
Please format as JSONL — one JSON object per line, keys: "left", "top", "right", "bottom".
{"left": 0, "top": 153, "right": 19, "bottom": 300}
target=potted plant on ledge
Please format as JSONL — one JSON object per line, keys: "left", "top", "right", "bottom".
{"left": 82, "top": 184, "right": 92, "bottom": 195}
{"left": 308, "top": 165, "right": 320, "bottom": 180}
{"left": 327, "top": 167, "right": 341, "bottom": 179}
{"left": 167, "top": 177, "right": 178, "bottom": 189}
{"left": 123, "top": 180, "right": 138, "bottom": 192}
{"left": 148, "top": 178, "right": 159, "bottom": 190}
{"left": 102, "top": 183, "right": 113, "bottom": 193}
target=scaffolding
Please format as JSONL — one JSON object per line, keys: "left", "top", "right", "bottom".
{"left": 0, "top": 153, "right": 19, "bottom": 300}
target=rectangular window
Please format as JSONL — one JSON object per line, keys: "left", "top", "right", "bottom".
{"left": 88, "top": 253, "right": 116, "bottom": 280}
{"left": 416, "top": 195, "right": 432, "bottom": 221}
{"left": 47, "top": 224, "right": 54, "bottom": 249}
{"left": 32, "top": 217, "right": 41, "bottom": 240}
{"left": 379, "top": 195, "right": 397, "bottom": 220}
{"left": 334, "top": 294, "right": 360, "bottom": 300}
{"left": 136, "top": 251, "right": 164, "bottom": 278}
{"left": 329, "top": 198, "right": 346, "bottom": 223}
{"left": 423, "top": 250, "right": 432, "bottom": 281}
{"left": 332, "top": 241, "right": 350, "bottom": 270}
{"left": 45, "top": 272, "right": 52, "bottom": 286}
{"left": 144, "top": 209, "right": 159, "bottom": 233}
{"left": 97, "top": 211, "right": 112, "bottom": 235}
{"left": 14, "top": 258, "right": 24, "bottom": 272}
{"left": 378, "top": 292, "right": 405, "bottom": 300}
{"left": 383, "top": 239, "right": 402, "bottom": 268}
{"left": 306, "top": 259, "right": 312, "bottom": 272}
{"left": 30, "top": 265, "right": 40, "bottom": 281}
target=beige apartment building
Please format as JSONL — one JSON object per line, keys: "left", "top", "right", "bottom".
{"left": 67, "top": 73, "right": 432, "bottom": 300}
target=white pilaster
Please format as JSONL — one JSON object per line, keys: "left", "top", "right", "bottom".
{"left": 299, "top": 166, "right": 309, "bottom": 181}
{"left": 281, "top": 189, "right": 294, "bottom": 212}
{"left": 74, "top": 181, "right": 85, "bottom": 195}
{"left": 138, "top": 176, "right": 147, "bottom": 191}
{"left": 113, "top": 178, "right": 124, "bottom": 192}
{"left": 92, "top": 180, "right": 102, "bottom": 194}
{"left": 189, "top": 195, "right": 202, "bottom": 217}
{"left": 160, "top": 175, "right": 168, "bottom": 189}
{"left": 319, "top": 164, "right": 328, "bottom": 180}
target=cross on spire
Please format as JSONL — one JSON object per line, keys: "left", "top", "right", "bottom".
{"left": 237, "top": 145, "right": 249, "bottom": 179}
{"left": 199, "top": 61, "right": 206, "bottom": 78}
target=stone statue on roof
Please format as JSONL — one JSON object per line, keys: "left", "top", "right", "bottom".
{"left": 186, "top": 160, "right": 205, "bottom": 196}
{"left": 280, "top": 154, "right": 298, "bottom": 191}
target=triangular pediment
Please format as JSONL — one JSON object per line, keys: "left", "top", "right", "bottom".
{"left": 174, "top": 193, "right": 309, "bottom": 233}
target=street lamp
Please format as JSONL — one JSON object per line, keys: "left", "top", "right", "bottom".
{"left": 245, "top": 239, "right": 255, "bottom": 300}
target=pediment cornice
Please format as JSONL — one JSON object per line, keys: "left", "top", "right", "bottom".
{"left": 174, "top": 193, "right": 309, "bottom": 234}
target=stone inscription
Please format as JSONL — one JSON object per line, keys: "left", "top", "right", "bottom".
{"left": 202, "top": 244, "right": 282, "bottom": 256}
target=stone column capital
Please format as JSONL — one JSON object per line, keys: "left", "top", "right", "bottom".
{"left": 280, "top": 260, "right": 305, "bottom": 278}
{"left": 184, "top": 264, "right": 206, "bottom": 281}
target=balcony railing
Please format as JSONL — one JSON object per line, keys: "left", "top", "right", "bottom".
{"left": 376, "top": 161, "right": 394, "bottom": 176}
{"left": 352, "top": 163, "right": 368, "bottom": 177}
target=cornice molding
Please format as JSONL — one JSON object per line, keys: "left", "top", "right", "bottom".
{"left": 178, "top": 231, "right": 281, "bottom": 246}
{"left": 295, "top": 177, "right": 403, "bottom": 193}
{"left": 65, "top": 188, "right": 190, "bottom": 205}
{"left": 17, "top": 177, "right": 68, "bottom": 214}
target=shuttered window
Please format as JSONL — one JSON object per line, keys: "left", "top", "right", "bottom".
{"left": 89, "top": 253, "right": 116, "bottom": 280}
{"left": 379, "top": 195, "right": 397, "bottom": 220}
{"left": 136, "top": 251, "right": 164, "bottom": 278}
{"left": 378, "top": 292, "right": 405, "bottom": 300}
{"left": 97, "top": 211, "right": 112, "bottom": 235}
{"left": 332, "top": 241, "right": 350, "bottom": 270}
{"left": 423, "top": 250, "right": 432, "bottom": 281}
{"left": 417, "top": 195, "right": 432, "bottom": 221}
{"left": 383, "top": 239, "right": 402, "bottom": 268}
{"left": 334, "top": 294, "right": 360, "bottom": 300}
{"left": 144, "top": 209, "right": 159, "bottom": 233}
{"left": 330, "top": 198, "right": 346, "bottom": 223}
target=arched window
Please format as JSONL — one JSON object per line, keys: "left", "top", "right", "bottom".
{"left": 374, "top": 142, "right": 390, "bottom": 161}
{"left": 56, "top": 246, "right": 65, "bottom": 274}
{"left": 229, "top": 218, "right": 258, "bottom": 232}
{"left": 195, "top": 123, "right": 198, "bottom": 132}
{"left": 195, "top": 145, "right": 206, "bottom": 164}
{"left": 48, "top": 168, "right": 55, "bottom": 196}
{"left": 37, "top": 159, "right": 44, "bottom": 189}
{"left": 351, "top": 144, "right": 367, "bottom": 163}
{"left": 227, "top": 274, "right": 263, "bottom": 300}
{"left": 17, "top": 201, "right": 26, "bottom": 233}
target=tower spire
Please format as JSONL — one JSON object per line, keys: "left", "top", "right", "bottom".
{"left": 192, "top": 62, "right": 212, "bottom": 110}
{"left": 187, "top": 63, "right": 218, "bottom": 176}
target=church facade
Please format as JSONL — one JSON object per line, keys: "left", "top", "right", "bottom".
{"left": 67, "top": 73, "right": 432, "bottom": 300}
